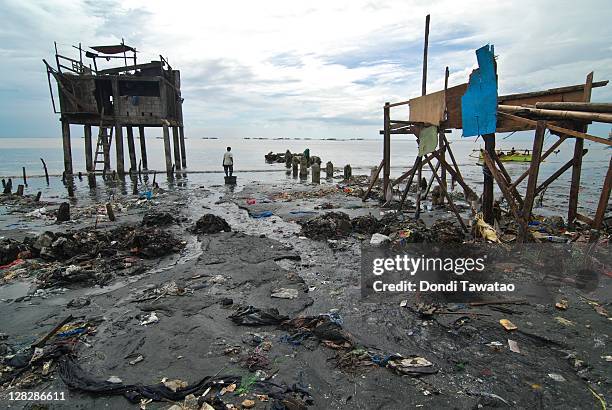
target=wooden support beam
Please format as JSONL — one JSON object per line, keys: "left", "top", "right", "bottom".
{"left": 415, "top": 156, "right": 423, "bottom": 219}
{"left": 535, "top": 102, "right": 612, "bottom": 113}
{"left": 569, "top": 72, "right": 593, "bottom": 228}
{"left": 398, "top": 156, "right": 421, "bottom": 212}
{"left": 520, "top": 121, "right": 546, "bottom": 241}
{"left": 593, "top": 157, "right": 612, "bottom": 230}
{"left": 424, "top": 156, "right": 467, "bottom": 231}
{"left": 138, "top": 126, "right": 148, "bottom": 170}
{"left": 421, "top": 14, "right": 430, "bottom": 96}
{"left": 126, "top": 126, "right": 137, "bottom": 172}
{"left": 383, "top": 103, "right": 391, "bottom": 200}
{"left": 172, "top": 126, "right": 182, "bottom": 170}
{"left": 499, "top": 104, "right": 612, "bottom": 124}
{"left": 423, "top": 160, "right": 441, "bottom": 200}
{"left": 61, "top": 120, "right": 73, "bottom": 175}
{"left": 497, "top": 112, "right": 611, "bottom": 146}
{"left": 115, "top": 125, "right": 125, "bottom": 176}
{"left": 162, "top": 123, "right": 173, "bottom": 175}
{"left": 430, "top": 150, "right": 476, "bottom": 203}
{"left": 534, "top": 150, "right": 587, "bottom": 198}
{"left": 84, "top": 125, "right": 93, "bottom": 172}
{"left": 511, "top": 135, "right": 566, "bottom": 189}
{"left": 481, "top": 150, "right": 529, "bottom": 241}
{"left": 482, "top": 133, "right": 496, "bottom": 224}
{"left": 362, "top": 159, "right": 384, "bottom": 202}
{"left": 492, "top": 151, "right": 524, "bottom": 208}
{"left": 179, "top": 126, "right": 187, "bottom": 168}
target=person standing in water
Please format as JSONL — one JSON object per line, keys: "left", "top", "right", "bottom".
{"left": 223, "top": 147, "right": 234, "bottom": 177}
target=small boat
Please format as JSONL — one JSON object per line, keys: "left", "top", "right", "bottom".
{"left": 471, "top": 149, "right": 533, "bottom": 162}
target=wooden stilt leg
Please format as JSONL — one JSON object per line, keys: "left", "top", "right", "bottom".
{"left": 179, "top": 126, "right": 187, "bottom": 168}
{"left": 126, "top": 126, "right": 137, "bottom": 172}
{"left": 163, "top": 124, "right": 173, "bottom": 176}
{"left": 362, "top": 159, "right": 384, "bottom": 201}
{"left": 382, "top": 103, "right": 391, "bottom": 201}
{"left": 138, "top": 126, "right": 148, "bottom": 170}
{"left": 520, "top": 121, "right": 546, "bottom": 241}
{"left": 115, "top": 125, "right": 125, "bottom": 176}
{"left": 593, "top": 157, "right": 612, "bottom": 230}
{"left": 568, "top": 72, "right": 593, "bottom": 228}
{"left": 172, "top": 126, "right": 182, "bottom": 170}
{"left": 61, "top": 120, "right": 73, "bottom": 175}
{"left": 84, "top": 125, "right": 93, "bottom": 172}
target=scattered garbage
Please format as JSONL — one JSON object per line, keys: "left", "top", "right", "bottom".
{"left": 387, "top": 356, "right": 437, "bottom": 376}
{"left": 473, "top": 213, "right": 499, "bottom": 242}
{"left": 140, "top": 312, "right": 159, "bottom": 326}
{"left": 229, "top": 306, "right": 289, "bottom": 326}
{"left": 499, "top": 319, "right": 517, "bottom": 331}
{"left": 271, "top": 288, "right": 299, "bottom": 299}
{"left": 555, "top": 299, "right": 569, "bottom": 310}
{"left": 554, "top": 316, "right": 574, "bottom": 326}
{"left": 548, "top": 373, "right": 566, "bottom": 382}
{"left": 507, "top": 339, "right": 520, "bottom": 353}
{"left": 370, "top": 233, "right": 390, "bottom": 246}
{"left": 251, "top": 211, "right": 274, "bottom": 219}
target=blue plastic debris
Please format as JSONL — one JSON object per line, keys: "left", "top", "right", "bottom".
{"left": 461, "top": 44, "right": 498, "bottom": 137}
{"left": 251, "top": 211, "right": 273, "bottom": 218}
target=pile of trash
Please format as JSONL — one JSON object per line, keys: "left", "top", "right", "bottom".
{"left": 299, "top": 212, "right": 352, "bottom": 240}
{"left": 1, "top": 315, "right": 101, "bottom": 389}
{"left": 23, "top": 225, "right": 183, "bottom": 262}
{"left": 0, "top": 238, "right": 28, "bottom": 265}
{"left": 190, "top": 214, "right": 231, "bottom": 234}
{"left": 351, "top": 215, "right": 381, "bottom": 235}
{"left": 430, "top": 219, "right": 466, "bottom": 243}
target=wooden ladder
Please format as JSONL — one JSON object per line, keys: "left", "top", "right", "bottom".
{"left": 94, "top": 111, "right": 113, "bottom": 171}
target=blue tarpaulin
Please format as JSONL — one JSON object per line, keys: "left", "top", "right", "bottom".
{"left": 461, "top": 45, "right": 497, "bottom": 137}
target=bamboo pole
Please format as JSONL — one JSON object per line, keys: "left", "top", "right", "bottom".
{"left": 534, "top": 102, "right": 612, "bottom": 113}
{"left": 498, "top": 104, "right": 612, "bottom": 124}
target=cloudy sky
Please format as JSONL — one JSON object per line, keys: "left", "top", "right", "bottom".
{"left": 1, "top": 0, "right": 611, "bottom": 138}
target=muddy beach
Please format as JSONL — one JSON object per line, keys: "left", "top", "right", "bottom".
{"left": 0, "top": 172, "right": 609, "bottom": 410}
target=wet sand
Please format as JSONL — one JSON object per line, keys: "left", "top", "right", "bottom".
{"left": 0, "top": 176, "right": 610, "bottom": 409}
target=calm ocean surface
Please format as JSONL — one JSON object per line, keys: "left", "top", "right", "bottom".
{"left": 0, "top": 134, "right": 608, "bottom": 216}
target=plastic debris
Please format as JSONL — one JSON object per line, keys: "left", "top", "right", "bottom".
{"left": 387, "top": 356, "right": 437, "bottom": 376}
{"left": 548, "top": 373, "right": 566, "bottom": 382}
{"left": 162, "top": 378, "right": 188, "bottom": 392}
{"left": 140, "top": 312, "right": 159, "bottom": 326}
{"left": 473, "top": 213, "right": 499, "bottom": 242}
{"left": 242, "top": 399, "right": 256, "bottom": 408}
{"left": 555, "top": 299, "right": 569, "bottom": 310}
{"left": 107, "top": 376, "right": 123, "bottom": 383}
{"left": 507, "top": 339, "right": 520, "bottom": 353}
{"left": 499, "top": 319, "right": 517, "bottom": 331}
{"left": 271, "top": 288, "right": 299, "bottom": 299}
{"left": 370, "top": 233, "right": 390, "bottom": 246}
{"left": 554, "top": 316, "right": 574, "bottom": 326}
{"left": 129, "top": 355, "right": 144, "bottom": 366}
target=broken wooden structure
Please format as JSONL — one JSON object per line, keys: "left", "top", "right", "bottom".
{"left": 365, "top": 15, "right": 612, "bottom": 241}
{"left": 43, "top": 41, "right": 186, "bottom": 183}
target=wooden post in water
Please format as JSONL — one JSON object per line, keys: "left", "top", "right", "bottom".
{"left": 179, "top": 126, "right": 187, "bottom": 168}
{"left": 383, "top": 102, "right": 391, "bottom": 200}
{"left": 482, "top": 133, "right": 496, "bottom": 224}
{"left": 126, "top": 126, "right": 137, "bottom": 173}
{"left": 172, "top": 126, "right": 182, "bottom": 170}
{"left": 312, "top": 163, "right": 321, "bottom": 184}
{"left": 162, "top": 123, "right": 173, "bottom": 176}
{"left": 61, "top": 120, "right": 73, "bottom": 176}
{"left": 568, "top": 72, "right": 593, "bottom": 228}
{"left": 40, "top": 158, "right": 49, "bottom": 185}
{"left": 84, "top": 125, "right": 93, "bottom": 172}
{"left": 292, "top": 157, "right": 299, "bottom": 178}
{"left": 326, "top": 161, "right": 333, "bottom": 179}
{"left": 115, "top": 125, "right": 125, "bottom": 176}
{"left": 22, "top": 167, "right": 27, "bottom": 187}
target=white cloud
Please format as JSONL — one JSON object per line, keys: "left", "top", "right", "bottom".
{"left": 0, "top": 0, "right": 610, "bottom": 137}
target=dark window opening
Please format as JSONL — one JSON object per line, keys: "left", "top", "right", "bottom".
{"left": 118, "top": 80, "right": 160, "bottom": 97}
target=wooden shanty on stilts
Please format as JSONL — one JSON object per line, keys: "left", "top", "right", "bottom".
{"left": 365, "top": 14, "right": 612, "bottom": 239}
{"left": 44, "top": 41, "right": 185, "bottom": 183}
